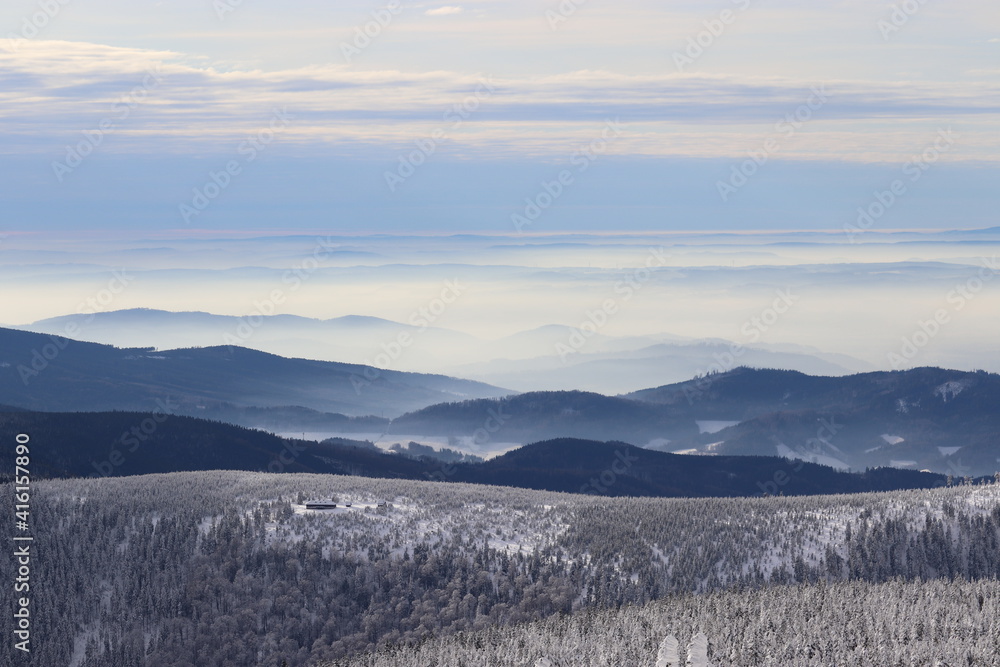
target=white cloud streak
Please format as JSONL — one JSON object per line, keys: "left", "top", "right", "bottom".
{"left": 1, "top": 40, "right": 998, "bottom": 162}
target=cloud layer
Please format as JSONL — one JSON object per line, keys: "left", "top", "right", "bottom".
{"left": 2, "top": 40, "right": 998, "bottom": 162}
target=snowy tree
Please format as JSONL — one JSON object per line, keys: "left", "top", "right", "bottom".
{"left": 655, "top": 634, "right": 679, "bottom": 667}
{"left": 686, "top": 632, "right": 711, "bottom": 667}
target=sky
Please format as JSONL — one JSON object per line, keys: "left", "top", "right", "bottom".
{"left": 1, "top": 0, "right": 997, "bottom": 233}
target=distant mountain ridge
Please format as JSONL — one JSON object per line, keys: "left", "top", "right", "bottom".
{"left": 390, "top": 390, "right": 699, "bottom": 444}
{"left": 626, "top": 366, "right": 1000, "bottom": 476}
{"left": 0, "top": 326, "right": 509, "bottom": 420}
{"left": 15, "top": 308, "right": 873, "bottom": 393}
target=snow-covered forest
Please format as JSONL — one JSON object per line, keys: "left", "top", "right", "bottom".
{"left": 331, "top": 578, "right": 1000, "bottom": 666}
{"left": 2, "top": 472, "right": 998, "bottom": 666}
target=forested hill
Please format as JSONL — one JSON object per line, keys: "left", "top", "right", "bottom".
{"left": 4, "top": 472, "right": 999, "bottom": 666}
{"left": 0, "top": 410, "right": 955, "bottom": 496}
{"left": 627, "top": 366, "right": 1000, "bottom": 417}
{"left": 384, "top": 367, "right": 1000, "bottom": 475}
{"left": 625, "top": 366, "right": 1000, "bottom": 475}
{"left": 0, "top": 410, "right": 426, "bottom": 480}
{"left": 0, "top": 326, "right": 508, "bottom": 418}
{"left": 465, "top": 438, "right": 951, "bottom": 497}
{"left": 390, "top": 390, "right": 698, "bottom": 442}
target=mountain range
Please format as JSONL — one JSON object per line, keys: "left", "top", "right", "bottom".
{"left": 390, "top": 367, "right": 1000, "bottom": 476}
{"left": 626, "top": 366, "right": 1000, "bottom": 475}
{"left": 0, "top": 408, "right": 956, "bottom": 497}
{"left": 13, "top": 308, "right": 872, "bottom": 394}
{"left": 0, "top": 326, "right": 507, "bottom": 420}
{"left": 3, "top": 326, "right": 998, "bottom": 476}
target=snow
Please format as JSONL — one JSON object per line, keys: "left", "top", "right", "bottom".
{"left": 938, "top": 446, "right": 962, "bottom": 456}
{"left": 695, "top": 420, "right": 739, "bottom": 434}
{"left": 68, "top": 625, "right": 100, "bottom": 667}
{"left": 273, "top": 431, "right": 521, "bottom": 460}
{"left": 881, "top": 434, "right": 905, "bottom": 445}
{"left": 890, "top": 460, "right": 917, "bottom": 468}
{"left": 935, "top": 380, "right": 968, "bottom": 402}
{"left": 294, "top": 501, "right": 389, "bottom": 514}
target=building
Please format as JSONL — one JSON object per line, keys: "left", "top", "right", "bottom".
{"left": 305, "top": 501, "right": 338, "bottom": 510}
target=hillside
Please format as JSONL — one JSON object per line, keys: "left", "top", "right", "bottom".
{"left": 626, "top": 366, "right": 1000, "bottom": 476}
{"left": 16, "top": 309, "right": 873, "bottom": 393}
{"left": 0, "top": 410, "right": 426, "bottom": 480}
{"left": 466, "top": 438, "right": 949, "bottom": 497}
{"left": 333, "top": 579, "right": 1000, "bottom": 666}
{"left": 389, "top": 390, "right": 698, "bottom": 444}
{"left": 3, "top": 471, "right": 998, "bottom": 666}
{"left": 0, "top": 410, "right": 955, "bottom": 497}
{"left": 0, "top": 326, "right": 509, "bottom": 420}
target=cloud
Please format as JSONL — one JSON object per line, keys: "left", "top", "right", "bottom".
{"left": 2, "top": 40, "right": 999, "bottom": 162}
{"left": 426, "top": 6, "right": 463, "bottom": 16}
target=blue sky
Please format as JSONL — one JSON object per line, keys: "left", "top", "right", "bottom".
{"left": 1, "top": 0, "right": 997, "bottom": 232}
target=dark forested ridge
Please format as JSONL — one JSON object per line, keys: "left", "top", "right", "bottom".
{"left": 0, "top": 410, "right": 424, "bottom": 480}
{"left": 385, "top": 366, "right": 1000, "bottom": 475}
{"left": 2, "top": 472, "right": 998, "bottom": 667}
{"left": 625, "top": 366, "right": 1000, "bottom": 475}
{"left": 390, "top": 390, "right": 700, "bottom": 442}
{"left": 466, "top": 437, "right": 953, "bottom": 497}
{"left": 0, "top": 326, "right": 508, "bottom": 419}
{"left": 0, "top": 410, "right": 959, "bottom": 496}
